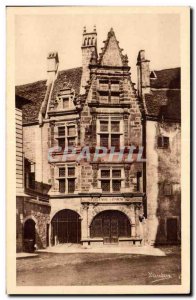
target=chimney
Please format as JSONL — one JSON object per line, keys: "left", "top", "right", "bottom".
{"left": 80, "top": 26, "right": 97, "bottom": 94}
{"left": 47, "top": 51, "right": 59, "bottom": 86}
{"left": 137, "top": 50, "right": 150, "bottom": 97}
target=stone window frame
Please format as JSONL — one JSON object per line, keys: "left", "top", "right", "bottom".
{"left": 56, "top": 163, "right": 76, "bottom": 194}
{"left": 163, "top": 182, "right": 173, "bottom": 196}
{"left": 157, "top": 135, "right": 170, "bottom": 149}
{"left": 96, "top": 116, "right": 124, "bottom": 149}
{"left": 98, "top": 166, "right": 125, "bottom": 193}
{"left": 98, "top": 79, "right": 120, "bottom": 103}
{"left": 56, "top": 122, "right": 78, "bottom": 149}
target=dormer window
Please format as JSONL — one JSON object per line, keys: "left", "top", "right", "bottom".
{"left": 56, "top": 87, "right": 75, "bottom": 111}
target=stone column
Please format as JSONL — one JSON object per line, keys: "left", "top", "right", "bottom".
{"left": 129, "top": 204, "right": 136, "bottom": 237}
{"left": 123, "top": 111, "right": 129, "bottom": 146}
{"left": 81, "top": 203, "right": 89, "bottom": 240}
{"left": 49, "top": 222, "right": 52, "bottom": 247}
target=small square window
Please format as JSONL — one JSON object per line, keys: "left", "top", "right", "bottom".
{"left": 68, "top": 167, "right": 75, "bottom": 176}
{"left": 112, "top": 169, "right": 121, "bottom": 178}
{"left": 58, "top": 126, "right": 65, "bottom": 137}
{"left": 100, "top": 121, "right": 108, "bottom": 132}
{"left": 101, "top": 169, "right": 110, "bottom": 178}
{"left": 111, "top": 121, "right": 120, "bottom": 132}
{"left": 59, "top": 167, "right": 65, "bottom": 177}
{"left": 157, "top": 136, "right": 169, "bottom": 148}
{"left": 164, "top": 183, "right": 172, "bottom": 196}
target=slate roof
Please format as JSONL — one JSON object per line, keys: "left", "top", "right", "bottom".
{"left": 145, "top": 67, "right": 181, "bottom": 121}
{"left": 50, "top": 67, "right": 82, "bottom": 107}
{"left": 15, "top": 65, "right": 180, "bottom": 124}
{"left": 144, "top": 89, "right": 181, "bottom": 121}
{"left": 150, "top": 67, "right": 180, "bottom": 89}
{"left": 15, "top": 80, "right": 47, "bottom": 124}
{"left": 15, "top": 67, "right": 82, "bottom": 124}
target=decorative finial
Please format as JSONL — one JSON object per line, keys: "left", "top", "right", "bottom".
{"left": 123, "top": 54, "right": 129, "bottom": 66}
{"left": 83, "top": 26, "right": 86, "bottom": 33}
{"left": 108, "top": 27, "right": 114, "bottom": 38}
{"left": 93, "top": 25, "right": 96, "bottom": 32}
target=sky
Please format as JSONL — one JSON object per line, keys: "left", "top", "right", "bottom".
{"left": 15, "top": 13, "right": 180, "bottom": 86}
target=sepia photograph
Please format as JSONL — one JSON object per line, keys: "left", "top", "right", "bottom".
{"left": 6, "top": 6, "right": 190, "bottom": 294}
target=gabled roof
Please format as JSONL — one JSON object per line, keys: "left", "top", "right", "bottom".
{"left": 15, "top": 67, "right": 82, "bottom": 124}
{"left": 144, "top": 67, "right": 181, "bottom": 121}
{"left": 50, "top": 67, "right": 82, "bottom": 108}
{"left": 150, "top": 67, "right": 180, "bottom": 89}
{"left": 99, "top": 28, "right": 128, "bottom": 67}
{"left": 15, "top": 80, "right": 47, "bottom": 124}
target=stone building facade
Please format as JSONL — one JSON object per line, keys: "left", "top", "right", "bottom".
{"left": 137, "top": 50, "right": 181, "bottom": 244}
{"left": 16, "top": 27, "right": 181, "bottom": 250}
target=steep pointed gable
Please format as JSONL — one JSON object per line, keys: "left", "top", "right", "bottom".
{"left": 99, "top": 28, "right": 125, "bottom": 67}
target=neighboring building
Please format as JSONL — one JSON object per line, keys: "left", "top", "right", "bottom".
{"left": 15, "top": 27, "right": 181, "bottom": 250}
{"left": 137, "top": 50, "right": 181, "bottom": 244}
{"left": 16, "top": 90, "right": 51, "bottom": 252}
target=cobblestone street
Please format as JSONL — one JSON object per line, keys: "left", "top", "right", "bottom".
{"left": 17, "top": 246, "right": 181, "bottom": 286}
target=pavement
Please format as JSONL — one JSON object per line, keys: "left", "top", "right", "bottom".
{"left": 37, "top": 244, "right": 166, "bottom": 256}
{"left": 16, "top": 252, "right": 38, "bottom": 259}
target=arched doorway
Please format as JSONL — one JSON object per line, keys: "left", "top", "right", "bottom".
{"left": 51, "top": 209, "right": 81, "bottom": 245}
{"left": 23, "top": 219, "right": 36, "bottom": 252}
{"left": 90, "top": 210, "right": 131, "bottom": 244}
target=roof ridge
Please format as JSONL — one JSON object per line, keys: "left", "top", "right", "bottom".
{"left": 16, "top": 79, "right": 47, "bottom": 88}
{"left": 58, "top": 66, "right": 82, "bottom": 74}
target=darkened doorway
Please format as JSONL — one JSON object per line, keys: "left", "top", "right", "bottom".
{"left": 51, "top": 209, "right": 81, "bottom": 245}
{"left": 90, "top": 210, "right": 131, "bottom": 244}
{"left": 23, "top": 219, "right": 36, "bottom": 252}
{"left": 167, "top": 218, "right": 178, "bottom": 242}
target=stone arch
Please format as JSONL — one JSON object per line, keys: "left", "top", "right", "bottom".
{"left": 50, "top": 208, "right": 82, "bottom": 222}
{"left": 23, "top": 215, "right": 38, "bottom": 228}
{"left": 88, "top": 205, "right": 134, "bottom": 226}
{"left": 23, "top": 217, "right": 37, "bottom": 252}
{"left": 51, "top": 209, "right": 81, "bottom": 244}
{"left": 89, "top": 209, "right": 132, "bottom": 240}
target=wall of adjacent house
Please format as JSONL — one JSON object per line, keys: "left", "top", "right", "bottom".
{"left": 23, "top": 199, "right": 51, "bottom": 248}
{"left": 16, "top": 196, "right": 24, "bottom": 252}
{"left": 23, "top": 124, "right": 50, "bottom": 186}
{"left": 16, "top": 108, "right": 24, "bottom": 194}
{"left": 146, "top": 120, "right": 181, "bottom": 244}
